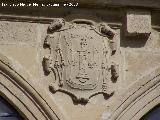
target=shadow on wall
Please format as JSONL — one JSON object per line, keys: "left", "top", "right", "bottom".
{"left": 120, "top": 27, "right": 149, "bottom": 48}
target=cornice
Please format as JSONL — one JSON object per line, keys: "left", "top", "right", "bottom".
{"left": 1, "top": 0, "right": 160, "bottom": 9}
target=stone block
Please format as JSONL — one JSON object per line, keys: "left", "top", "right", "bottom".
{"left": 125, "top": 10, "right": 151, "bottom": 36}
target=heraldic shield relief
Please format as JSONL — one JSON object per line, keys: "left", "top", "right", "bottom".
{"left": 43, "top": 18, "right": 119, "bottom": 103}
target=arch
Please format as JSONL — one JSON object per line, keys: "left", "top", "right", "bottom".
{"left": 107, "top": 66, "right": 160, "bottom": 120}
{"left": 0, "top": 53, "right": 67, "bottom": 120}
{"left": 0, "top": 95, "right": 23, "bottom": 120}
{"left": 140, "top": 104, "right": 160, "bottom": 120}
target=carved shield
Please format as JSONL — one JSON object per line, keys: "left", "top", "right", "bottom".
{"left": 44, "top": 19, "right": 118, "bottom": 103}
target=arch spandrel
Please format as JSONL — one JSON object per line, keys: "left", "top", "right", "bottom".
{"left": 0, "top": 52, "right": 68, "bottom": 120}
{"left": 106, "top": 66, "right": 160, "bottom": 120}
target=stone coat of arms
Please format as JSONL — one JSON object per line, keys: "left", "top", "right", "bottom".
{"left": 43, "top": 18, "right": 118, "bottom": 103}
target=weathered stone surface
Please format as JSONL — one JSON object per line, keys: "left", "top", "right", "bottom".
{"left": 125, "top": 50, "right": 160, "bottom": 85}
{"left": 43, "top": 18, "right": 119, "bottom": 103}
{"left": 0, "top": 2, "right": 159, "bottom": 120}
{"left": 125, "top": 10, "right": 151, "bottom": 36}
{"left": 0, "top": 45, "right": 39, "bottom": 79}
{"left": 0, "top": 21, "right": 38, "bottom": 43}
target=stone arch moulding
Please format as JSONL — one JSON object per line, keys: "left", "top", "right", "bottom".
{"left": 107, "top": 67, "right": 160, "bottom": 120}
{"left": 0, "top": 52, "right": 67, "bottom": 120}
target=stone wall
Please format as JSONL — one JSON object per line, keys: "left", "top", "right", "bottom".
{"left": 0, "top": 1, "right": 159, "bottom": 120}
